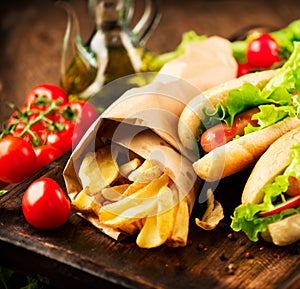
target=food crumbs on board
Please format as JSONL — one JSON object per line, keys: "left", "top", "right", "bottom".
{"left": 239, "top": 240, "right": 246, "bottom": 246}
{"left": 197, "top": 243, "right": 204, "bottom": 251}
{"left": 245, "top": 252, "right": 253, "bottom": 259}
{"left": 274, "top": 253, "right": 281, "bottom": 260}
{"left": 187, "top": 239, "right": 193, "bottom": 246}
{"left": 196, "top": 243, "right": 208, "bottom": 251}
{"left": 227, "top": 263, "right": 236, "bottom": 275}
{"left": 219, "top": 253, "right": 228, "bottom": 261}
{"left": 227, "top": 232, "right": 236, "bottom": 241}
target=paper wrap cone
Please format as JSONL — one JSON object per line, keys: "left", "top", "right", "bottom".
{"left": 63, "top": 75, "right": 202, "bottom": 248}
{"left": 62, "top": 34, "right": 237, "bottom": 247}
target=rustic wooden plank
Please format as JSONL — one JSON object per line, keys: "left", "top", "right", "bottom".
{"left": 0, "top": 156, "right": 299, "bottom": 289}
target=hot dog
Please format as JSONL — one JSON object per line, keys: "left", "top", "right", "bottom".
{"left": 178, "top": 41, "right": 300, "bottom": 182}
{"left": 231, "top": 127, "right": 300, "bottom": 246}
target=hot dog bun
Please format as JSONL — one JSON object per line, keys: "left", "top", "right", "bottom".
{"left": 240, "top": 127, "right": 300, "bottom": 246}
{"left": 178, "top": 69, "right": 278, "bottom": 151}
{"left": 178, "top": 68, "right": 300, "bottom": 181}
{"left": 242, "top": 127, "right": 300, "bottom": 204}
{"left": 193, "top": 117, "right": 300, "bottom": 182}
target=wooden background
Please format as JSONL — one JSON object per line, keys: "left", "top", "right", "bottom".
{"left": 1, "top": 0, "right": 300, "bottom": 124}
{"left": 1, "top": 1, "right": 300, "bottom": 288}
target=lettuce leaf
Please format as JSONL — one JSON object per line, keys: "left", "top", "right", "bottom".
{"left": 230, "top": 143, "right": 300, "bottom": 242}
{"left": 231, "top": 205, "right": 300, "bottom": 242}
{"left": 200, "top": 41, "right": 300, "bottom": 133}
{"left": 252, "top": 104, "right": 296, "bottom": 128}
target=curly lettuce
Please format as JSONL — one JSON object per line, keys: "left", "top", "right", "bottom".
{"left": 200, "top": 41, "right": 300, "bottom": 137}
{"left": 231, "top": 143, "right": 300, "bottom": 241}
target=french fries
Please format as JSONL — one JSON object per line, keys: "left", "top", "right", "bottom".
{"left": 71, "top": 144, "right": 191, "bottom": 248}
{"left": 195, "top": 189, "right": 224, "bottom": 230}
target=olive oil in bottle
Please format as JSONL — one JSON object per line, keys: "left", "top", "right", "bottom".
{"left": 60, "top": 0, "right": 160, "bottom": 100}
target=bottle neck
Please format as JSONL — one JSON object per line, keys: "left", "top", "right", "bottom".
{"left": 93, "top": 0, "right": 126, "bottom": 30}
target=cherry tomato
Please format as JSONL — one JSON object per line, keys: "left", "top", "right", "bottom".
{"left": 0, "top": 135, "right": 37, "bottom": 183}
{"left": 34, "top": 144, "right": 63, "bottom": 170}
{"left": 45, "top": 121, "right": 75, "bottom": 154}
{"left": 24, "top": 84, "right": 68, "bottom": 105}
{"left": 22, "top": 177, "right": 71, "bottom": 230}
{"left": 7, "top": 107, "right": 49, "bottom": 145}
{"left": 62, "top": 100, "right": 99, "bottom": 129}
{"left": 60, "top": 100, "right": 99, "bottom": 147}
{"left": 237, "top": 63, "right": 251, "bottom": 77}
{"left": 246, "top": 34, "right": 281, "bottom": 69}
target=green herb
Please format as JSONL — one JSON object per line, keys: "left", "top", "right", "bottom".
{"left": 0, "top": 266, "right": 43, "bottom": 289}
{"left": 0, "top": 190, "right": 8, "bottom": 196}
{"left": 231, "top": 143, "right": 300, "bottom": 241}
{"left": 0, "top": 95, "right": 77, "bottom": 147}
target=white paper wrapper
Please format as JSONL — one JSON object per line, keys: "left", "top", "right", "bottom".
{"left": 63, "top": 36, "right": 237, "bottom": 247}
{"left": 63, "top": 77, "right": 201, "bottom": 246}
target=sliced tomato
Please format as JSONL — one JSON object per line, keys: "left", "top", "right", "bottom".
{"left": 286, "top": 176, "right": 300, "bottom": 197}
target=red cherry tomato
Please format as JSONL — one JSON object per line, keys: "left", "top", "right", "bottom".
{"left": 247, "top": 34, "right": 281, "bottom": 69}
{"left": 62, "top": 100, "right": 99, "bottom": 129}
{"left": 22, "top": 177, "right": 71, "bottom": 230}
{"left": 237, "top": 63, "right": 251, "bottom": 77}
{"left": 7, "top": 107, "right": 49, "bottom": 145}
{"left": 24, "top": 84, "right": 68, "bottom": 105}
{"left": 60, "top": 100, "right": 99, "bottom": 147}
{"left": 45, "top": 122, "right": 75, "bottom": 154}
{"left": 0, "top": 135, "right": 38, "bottom": 183}
{"left": 34, "top": 144, "right": 63, "bottom": 170}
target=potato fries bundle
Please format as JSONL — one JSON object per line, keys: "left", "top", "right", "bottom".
{"left": 71, "top": 143, "right": 192, "bottom": 248}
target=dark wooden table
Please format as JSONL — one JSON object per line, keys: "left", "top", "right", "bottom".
{"left": 1, "top": 0, "right": 300, "bottom": 288}
{"left": 2, "top": 0, "right": 300, "bottom": 124}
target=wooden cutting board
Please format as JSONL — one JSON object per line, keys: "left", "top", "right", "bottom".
{"left": 0, "top": 153, "right": 299, "bottom": 289}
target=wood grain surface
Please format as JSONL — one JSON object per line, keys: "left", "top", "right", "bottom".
{"left": 1, "top": 0, "right": 300, "bottom": 288}
{"left": 0, "top": 154, "right": 299, "bottom": 289}
{"left": 1, "top": 0, "right": 300, "bottom": 123}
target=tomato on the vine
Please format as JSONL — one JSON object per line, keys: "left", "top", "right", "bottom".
{"left": 34, "top": 144, "right": 63, "bottom": 170}
{"left": 246, "top": 33, "right": 281, "bottom": 69}
{"left": 46, "top": 121, "right": 75, "bottom": 154}
{"left": 24, "top": 84, "right": 68, "bottom": 105}
{"left": 0, "top": 135, "right": 37, "bottom": 183}
{"left": 1, "top": 83, "right": 99, "bottom": 184}
{"left": 60, "top": 100, "right": 99, "bottom": 147}
{"left": 7, "top": 107, "right": 49, "bottom": 145}
{"left": 22, "top": 177, "right": 71, "bottom": 230}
